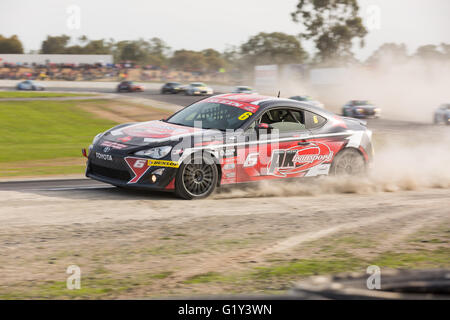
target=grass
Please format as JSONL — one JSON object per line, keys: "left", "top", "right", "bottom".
{"left": 252, "top": 256, "right": 364, "bottom": 279}
{"left": 184, "top": 272, "right": 232, "bottom": 284}
{"left": 371, "top": 248, "right": 450, "bottom": 269}
{"left": 0, "top": 91, "right": 94, "bottom": 98}
{"left": 0, "top": 100, "right": 117, "bottom": 176}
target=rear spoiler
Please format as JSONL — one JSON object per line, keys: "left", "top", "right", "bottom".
{"left": 342, "top": 117, "right": 367, "bottom": 126}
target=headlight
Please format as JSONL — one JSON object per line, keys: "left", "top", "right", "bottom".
{"left": 135, "top": 146, "right": 172, "bottom": 159}
{"left": 92, "top": 132, "right": 104, "bottom": 145}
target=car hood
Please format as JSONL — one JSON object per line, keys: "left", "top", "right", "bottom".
{"left": 100, "top": 120, "right": 220, "bottom": 147}
{"left": 192, "top": 86, "right": 211, "bottom": 90}
{"left": 353, "top": 105, "right": 377, "bottom": 109}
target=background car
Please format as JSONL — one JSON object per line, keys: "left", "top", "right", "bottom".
{"left": 117, "top": 81, "right": 144, "bottom": 92}
{"left": 342, "top": 100, "right": 380, "bottom": 118}
{"left": 161, "top": 82, "right": 183, "bottom": 94}
{"left": 232, "top": 86, "right": 257, "bottom": 94}
{"left": 289, "top": 95, "right": 324, "bottom": 108}
{"left": 185, "top": 82, "right": 214, "bottom": 96}
{"left": 16, "top": 80, "right": 45, "bottom": 91}
{"left": 433, "top": 104, "right": 450, "bottom": 125}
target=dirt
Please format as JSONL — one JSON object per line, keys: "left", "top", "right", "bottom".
{"left": 0, "top": 107, "right": 448, "bottom": 298}
{"left": 0, "top": 184, "right": 448, "bottom": 298}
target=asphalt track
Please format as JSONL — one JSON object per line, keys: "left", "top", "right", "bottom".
{"left": 0, "top": 178, "right": 108, "bottom": 191}
{"left": 0, "top": 80, "right": 447, "bottom": 192}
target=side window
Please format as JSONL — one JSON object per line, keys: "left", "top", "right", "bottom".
{"left": 259, "top": 108, "right": 307, "bottom": 133}
{"left": 304, "top": 111, "right": 327, "bottom": 129}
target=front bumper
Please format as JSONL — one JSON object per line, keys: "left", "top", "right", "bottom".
{"left": 85, "top": 145, "right": 177, "bottom": 190}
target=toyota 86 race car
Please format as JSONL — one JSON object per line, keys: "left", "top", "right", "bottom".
{"left": 83, "top": 94, "right": 374, "bottom": 199}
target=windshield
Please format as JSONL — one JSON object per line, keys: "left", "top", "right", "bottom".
{"left": 166, "top": 102, "right": 254, "bottom": 131}
{"left": 191, "top": 83, "right": 205, "bottom": 87}
{"left": 350, "top": 100, "right": 369, "bottom": 106}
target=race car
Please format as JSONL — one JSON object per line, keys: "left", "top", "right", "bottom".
{"left": 342, "top": 100, "right": 380, "bottom": 118}
{"left": 185, "top": 82, "right": 214, "bottom": 96}
{"left": 433, "top": 104, "right": 450, "bottom": 125}
{"left": 232, "top": 86, "right": 257, "bottom": 94}
{"left": 289, "top": 95, "right": 324, "bottom": 108}
{"left": 83, "top": 93, "right": 374, "bottom": 199}
{"left": 16, "top": 80, "right": 45, "bottom": 91}
{"left": 161, "top": 82, "right": 183, "bottom": 94}
{"left": 117, "top": 81, "right": 144, "bottom": 92}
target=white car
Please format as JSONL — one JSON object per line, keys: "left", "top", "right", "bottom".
{"left": 232, "top": 86, "right": 257, "bottom": 94}
{"left": 433, "top": 104, "right": 450, "bottom": 125}
{"left": 16, "top": 80, "right": 45, "bottom": 91}
{"left": 185, "top": 83, "right": 214, "bottom": 96}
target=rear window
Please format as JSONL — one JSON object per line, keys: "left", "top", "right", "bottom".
{"left": 304, "top": 111, "right": 327, "bottom": 129}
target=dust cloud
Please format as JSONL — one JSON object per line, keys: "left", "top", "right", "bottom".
{"left": 214, "top": 137, "right": 450, "bottom": 199}
{"left": 271, "top": 56, "right": 450, "bottom": 123}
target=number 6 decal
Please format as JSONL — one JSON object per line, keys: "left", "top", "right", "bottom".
{"left": 238, "top": 112, "right": 252, "bottom": 120}
{"left": 134, "top": 159, "right": 146, "bottom": 168}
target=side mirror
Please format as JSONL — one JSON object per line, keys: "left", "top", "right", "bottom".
{"left": 255, "top": 123, "right": 273, "bottom": 131}
{"left": 254, "top": 123, "right": 273, "bottom": 138}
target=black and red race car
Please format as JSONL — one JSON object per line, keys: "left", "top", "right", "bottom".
{"left": 83, "top": 94, "right": 374, "bottom": 199}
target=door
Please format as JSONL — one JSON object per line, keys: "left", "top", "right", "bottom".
{"left": 236, "top": 107, "right": 317, "bottom": 182}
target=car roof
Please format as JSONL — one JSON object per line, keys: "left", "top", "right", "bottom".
{"left": 212, "top": 93, "right": 332, "bottom": 117}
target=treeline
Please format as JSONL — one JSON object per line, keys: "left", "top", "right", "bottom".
{"left": 0, "top": 32, "right": 308, "bottom": 72}
{"left": 1, "top": 33, "right": 449, "bottom": 72}
{"left": 2, "top": 1, "right": 450, "bottom": 72}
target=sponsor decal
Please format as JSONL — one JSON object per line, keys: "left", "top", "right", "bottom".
{"left": 122, "top": 121, "right": 193, "bottom": 139}
{"left": 103, "top": 147, "right": 111, "bottom": 153}
{"left": 124, "top": 157, "right": 152, "bottom": 183}
{"left": 204, "top": 98, "right": 259, "bottom": 113}
{"left": 95, "top": 152, "right": 112, "bottom": 161}
{"left": 118, "top": 136, "right": 132, "bottom": 143}
{"left": 147, "top": 159, "right": 180, "bottom": 168}
{"left": 100, "top": 141, "right": 127, "bottom": 149}
{"left": 267, "top": 142, "right": 334, "bottom": 177}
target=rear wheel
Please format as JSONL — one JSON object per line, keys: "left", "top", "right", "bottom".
{"left": 175, "top": 154, "right": 218, "bottom": 200}
{"left": 330, "top": 149, "right": 366, "bottom": 176}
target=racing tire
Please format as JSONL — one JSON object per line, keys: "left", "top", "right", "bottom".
{"left": 175, "top": 153, "right": 218, "bottom": 200}
{"left": 330, "top": 149, "right": 366, "bottom": 176}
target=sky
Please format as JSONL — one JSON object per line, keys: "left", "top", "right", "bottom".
{"left": 1, "top": 0, "right": 450, "bottom": 60}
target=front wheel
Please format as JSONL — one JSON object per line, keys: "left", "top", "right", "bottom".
{"left": 330, "top": 149, "right": 366, "bottom": 176}
{"left": 175, "top": 154, "right": 218, "bottom": 200}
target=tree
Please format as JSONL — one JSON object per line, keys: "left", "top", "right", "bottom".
{"left": 441, "top": 43, "right": 450, "bottom": 59}
{"left": 366, "top": 43, "right": 409, "bottom": 66}
{"left": 40, "top": 35, "right": 71, "bottom": 54}
{"left": 201, "top": 48, "right": 227, "bottom": 72}
{"left": 112, "top": 38, "right": 170, "bottom": 66}
{"left": 291, "top": 0, "right": 367, "bottom": 63}
{"left": 240, "top": 32, "right": 308, "bottom": 66}
{"left": 0, "top": 35, "right": 24, "bottom": 53}
{"left": 169, "top": 50, "right": 206, "bottom": 71}
{"left": 414, "top": 45, "right": 444, "bottom": 61}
